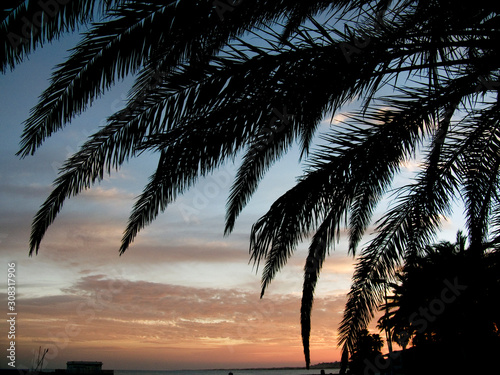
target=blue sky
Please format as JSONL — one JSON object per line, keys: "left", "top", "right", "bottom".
{"left": 0, "top": 25, "right": 465, "bottom": 371}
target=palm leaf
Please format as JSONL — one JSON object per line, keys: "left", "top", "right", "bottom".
{"left": 1, "top": 0, "right": 120, "bottom": 72}
{"left": 458, "top": 103, "right": 500, "bottom": 251}
{"left": 18, "top": 1, "right": 178, "bottom": 157}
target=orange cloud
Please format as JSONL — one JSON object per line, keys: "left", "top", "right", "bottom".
{"left": 1, "top": 275, "right": 346, "bottom": 370}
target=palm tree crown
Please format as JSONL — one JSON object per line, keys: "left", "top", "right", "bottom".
{"left": 376, "top": 233, "right": 500, "bottom": 373}
{"left": 3, "top": 0, "right": 500, "bottom": 369}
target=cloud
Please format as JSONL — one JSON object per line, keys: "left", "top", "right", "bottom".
{"left": 29, "top": 218, "right": 251, "bottom": 269}
{"left": 1, "top": 274, "right": 347, "bottom": 369}
{"left": 0, "top": 183, "right": 51, "bottom": 200}
{"left": 79, "top": 187, "right": 135, "bottom": 202}
{"left": 330, "top": 113, "right": 348, "bottom": 125}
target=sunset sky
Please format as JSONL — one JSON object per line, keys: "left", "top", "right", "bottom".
{"left": 0, "top": 30, "right": 463, "bottom": 371}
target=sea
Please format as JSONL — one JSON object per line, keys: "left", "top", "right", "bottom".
{"left": 116, "top": 369, "right": 340, "bottom": 375}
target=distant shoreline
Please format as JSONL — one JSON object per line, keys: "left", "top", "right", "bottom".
{"left": 218, "top": 363, "right": 341, "bottom": 371}
{"left": 109, "top": 363, "right": 342, "bottom": 372}
{"left": 2, "top": 363, "right": 342, "bottom": 373}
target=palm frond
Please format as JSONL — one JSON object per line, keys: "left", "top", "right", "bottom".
{"left": 16, "top": 0, "right": 379, "bottom": 157}
{"left": 301, "top": 203, "right": 353, "bottom": 369}
{"left": 458, "top": 103, "right": 500, "bottom": 251}
{"left": 338, "top": 119, "right": 461, "bottom": 353}
{"left": 1, "top": 0, "right": 119, "bottom": 72}
{"left": 252, "top": 92, "right": 437, "bottom": 296}
{"left": 250, "top": 170, "right": 330, "bottom": 295}
{"left": 119, "top": 107, "right": 256, "bottom": 252}
{"left": 224, "top": 107, "right": 296, "bottom": 234}
{"left": 17, "top": 1, "right": 178, "bottom": 157}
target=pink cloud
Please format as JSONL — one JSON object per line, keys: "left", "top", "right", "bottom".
{"left": 1, "top": 275, "right": 347, "bottom": 370}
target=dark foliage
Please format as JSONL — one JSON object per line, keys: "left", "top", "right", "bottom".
{"left": 3, "top": 0, "right": 500, "bottom": 368}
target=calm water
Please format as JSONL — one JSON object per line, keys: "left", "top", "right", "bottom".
{"left": 116, "top": 369, "right": 340, "bottom": 375}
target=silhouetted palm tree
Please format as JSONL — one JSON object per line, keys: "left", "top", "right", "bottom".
{"left": 3, "top": 0, "right": 500, "bottom": 369}
{"left": 348, "top": 329, "right": 384, "bottom": 374}
{"left": 376, "top": 233, "right": 500, "bottom": 373}
{"left": 377, "top": 233, "right": 468, "bottom": 348}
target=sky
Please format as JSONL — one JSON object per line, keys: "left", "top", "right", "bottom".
{"left": 0, "top": 25, "right": 464, "bottom": 372}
